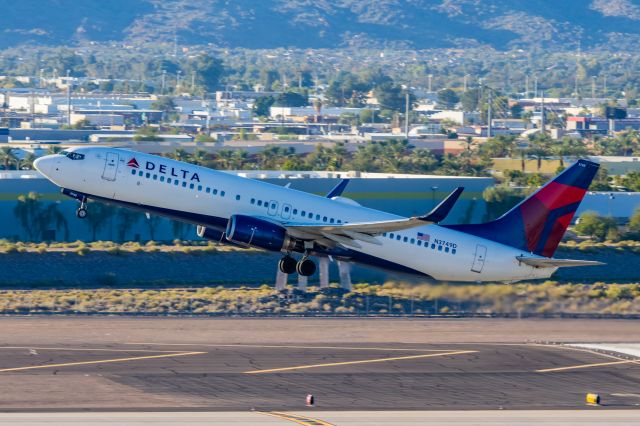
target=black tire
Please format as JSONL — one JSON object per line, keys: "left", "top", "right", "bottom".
{"left": 76, "top": 208, "right": 87, "bottom": 219}
{"left": 296, "top": 258, "right": 316, "bottom": 277}
{"left": 278, "top": 255, "right": 297, "bottom": 274}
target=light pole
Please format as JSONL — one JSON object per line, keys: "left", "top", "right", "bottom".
{"left": 431, "top": 186, "right": 438, "bottom": 208}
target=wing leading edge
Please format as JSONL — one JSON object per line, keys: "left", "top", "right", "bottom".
{"left": 285, "top": 187, "right": 464, "bottom": 247}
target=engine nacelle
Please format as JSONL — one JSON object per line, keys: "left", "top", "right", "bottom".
{"left": 225, "top": 215, "right": 295, "bottom": 252}
{"left": 196, "top": 225, "right": 224, "bottom": 242}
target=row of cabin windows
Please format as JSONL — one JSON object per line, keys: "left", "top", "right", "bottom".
{"left": 248, "top": 197, "right": 344, "bottom": 224}
{"left": 382, "top": 232, "right": 457, "bottom": 255}
{"left": 133, "top": 169, "right": 227, "bottom": 197}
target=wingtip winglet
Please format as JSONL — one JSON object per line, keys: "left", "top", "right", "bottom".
{"left": 421, "top": 186, "right": 464, "bottom": 223}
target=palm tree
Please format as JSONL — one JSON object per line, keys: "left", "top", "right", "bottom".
{"left": 0, "top": 147, "right": 16, "bottom": 170}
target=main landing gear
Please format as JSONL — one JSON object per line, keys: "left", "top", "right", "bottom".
{"left": 76, "top": 197, "right": 88, "bottom": 219}
{"left": 278, "top": 254, "right": 316, "bottom": 277}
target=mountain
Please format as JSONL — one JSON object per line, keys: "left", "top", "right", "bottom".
{"left": 3, "top": 0, "right": 640, "bottom": 50}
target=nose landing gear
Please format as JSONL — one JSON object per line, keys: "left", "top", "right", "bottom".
{"left": 76, "top": 197, "right": 88, "bottom": 219}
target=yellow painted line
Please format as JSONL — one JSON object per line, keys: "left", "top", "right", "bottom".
{"left": 127, "top": 342, "right": 453, "bottom": 352}
{"left": 245, "top": 350, "right": 477, "bottom": 374}
{"left": 536, "top": 359, "right": 640, "bottom": 373}
{"left": 260, "top": 411, "right": 334, "bottom": 426}
{"left": 0, "top": 346, "right": 190, "bottom": 353}
{"left": 0, "top": 351, "right": 206, "bottom": 373}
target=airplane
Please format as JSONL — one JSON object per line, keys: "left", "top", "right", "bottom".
{"left": 34, "top": 147, "right": 603, "bottom": 283}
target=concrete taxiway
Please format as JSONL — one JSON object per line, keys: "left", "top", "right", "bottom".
{"left": 0, "top": 317, "right": 639, "bottom": 424}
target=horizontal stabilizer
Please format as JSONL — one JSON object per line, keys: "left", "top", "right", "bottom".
{"left": 516, "top": 256, "right": 605, "bottom": 268}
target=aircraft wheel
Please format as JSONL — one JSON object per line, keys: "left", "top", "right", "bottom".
{"left": 278, "top": 255, "right": 297, "bottom": 274}
{"left": 76, "top": 208, "right": 87, "bottom": 219}
{"left": 296, "top": 258, "right": 316, "bottom": 277}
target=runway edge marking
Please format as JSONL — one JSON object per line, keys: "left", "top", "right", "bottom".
{"left": 260, "top": 411, "right": 334, "bottom": 426}
{"left": 0, "top": 351, "right": 206, "bottom": 373}
{"left": 536, "top": 359, "right": 640, "bottom": 373}
{"left": 244, "top": 350, "right": 478, "bottom": 374}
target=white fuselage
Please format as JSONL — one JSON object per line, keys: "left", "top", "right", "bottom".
{"left": 35, "top": 147, "right": 556, "bottom": 282}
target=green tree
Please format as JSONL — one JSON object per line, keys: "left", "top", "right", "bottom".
{"left": 189, "top": 54, "right": 224, "bottom": 92}
{"left": 375, "top": 82, "right": 412, "bottom": 112}
{"left": 115, "top": 209, "right": 140, "bottom": 242}
{"left": 574, "top": 211, "right": 619, "bottom": 241}
{"left": 85, "top": 203, "right": 116, "bottom": 241}
{"left": 437, "top": 88, "right": 460, "bottom": 109}
{"left": 253, "top": 95, "right": 275, "bottom": 117}
{"left": 13, "top": 192, "right": 69, "bottom": 241}
{"left": 0, "top": 147, "right": 17, "bottom": 170}
{"left": 274, "top": 91, "right": 308, "bottom": 107}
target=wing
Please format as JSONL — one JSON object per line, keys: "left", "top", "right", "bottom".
{"left": 285, "top": 187, "right": 464, "bottom": 248}
{"left": 516, "top": 256, "right": 605, "bottom": 268}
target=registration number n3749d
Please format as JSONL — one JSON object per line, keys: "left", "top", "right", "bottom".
{"left": 433, "top": 239, "right": 457, "bottom": 249}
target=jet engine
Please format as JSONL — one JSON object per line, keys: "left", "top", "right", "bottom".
{"left": 225, "top": 215, "right": 298, "bottom": 252}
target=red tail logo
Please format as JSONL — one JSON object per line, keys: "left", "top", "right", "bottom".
{"left": 127, "top": 158, "right": 140, "bottom": 168}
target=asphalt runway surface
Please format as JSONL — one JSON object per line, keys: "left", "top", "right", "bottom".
{"left": 0, "top": 318, "right": 640, "bottom": 415}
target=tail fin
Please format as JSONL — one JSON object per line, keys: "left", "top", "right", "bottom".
{"left": 447, "top": 159, "right": 599, "bottom": 257}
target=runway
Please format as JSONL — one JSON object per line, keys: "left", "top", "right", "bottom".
{"left": 0, "top": 318, "right": 640, "bottom": 413}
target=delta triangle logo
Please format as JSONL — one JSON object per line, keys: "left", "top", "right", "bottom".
{"left": 127, "top": 158, "right": 140, "bottom": 168}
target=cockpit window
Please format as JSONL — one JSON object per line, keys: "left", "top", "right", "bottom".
{"left": 66, "top": 152, "right": 85, "bottom": 160}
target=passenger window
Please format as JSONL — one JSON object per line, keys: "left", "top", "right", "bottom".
{"left": 206, "top": 187, "right": 210, "bottom": 193}
{"left": 189, "top": 183, "right": 194, "bottom": 189}
{"left": 138, "top": 171, "right": 143, "bottom": 177}
{"left": 198, "top": 185, "right": 202, "bottom": 191}
{"left": 213, "top": 189, "right": 218, "bottom": 195}
{"left": 270, "top": 202, "right": 275, "bottom": 208}
{"left": 160, "top": 176, "right": 165, "bottom": 182}
{"left": 153, "top": 175, "right": 158, "bottom": 180}
{"left": 323, "top": 216, "right": 328, "bottom": 222}
{"left": 236, "top": 195, "right": 241, "bottom": 201}
{"left": 257, "top": 200, "right": 262, "bottom": 206}
{"left": 417, "top": 240, "right": 422, "bottom": 246}
{"left": 337, "top": 220, "right": 342, "bottom": 224}
{"left": 131, "top": 169, "right": 136, "bottom": 175}
{"left": 168, "top": 178, "right": 172, "bottom": 183}
{"left": 396, "top": 235, "right": 401, "bottom": 241}
{"left": 293, "top": 209, "right": 298, "bottom": 215}
{"left": 389, "top": 233, "right": 394, "bottom": 239}
{"left": 284, "top": 206, "right": 289, "bottom": 212}
{"left": 330, "top": 218, "right": 335, "bottom": 223}
{"left": 316, "top": 214, "right": 320, "bottom": 220}
{"left": 445, "top": 247, "right": 450, "bottom": 253}
{"left": 182, "top": 182, "right": 187, "bottom": 188}
{"left": 174, "top": 180, "right": 179, "bottom": 186}
{"left": 452, "top": 249, "right": 457, "bottom": 255}
{"left": 251, "top": 198, "right": 255, "bottom": 204}
{"left": 410, "top": 238, "right": 415, "bottom": 244}
{"left": 431, "top": 244, "right": 435, "bottom": 249}
{"left": 403, "top": 236, "right": 408, "bottom": 242}
{"left": 146, "top": 173, "right": 150, "bottom": 178}
{"left": 221, "top": 191, "right": 226, "bottom": 197}
{"left": 308, "top": 212, "right": 313, "bottom": 218}
{"left": 301, "top": 211, "right": 306, "bottom": 216}
{"left": 438, "top": 246, "right": 442, "bottom": 251}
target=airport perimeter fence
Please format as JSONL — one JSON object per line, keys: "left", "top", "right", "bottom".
{"left": 2, "top": 290, "right": 640, "bottom": 319}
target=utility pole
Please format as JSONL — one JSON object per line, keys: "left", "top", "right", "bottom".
{"left": 487, "top": 90, "right": 492, "bottom": 139}
{"left": 66, "top": 69, "right": 71, "bottom": 127}
{"left": 592, "top": 76, "right": 596, "bottom": 99}
{"left": 404, "top": 92, "right": 410, "bottom": 141}
{"left": 525, "top": 75, "right": 529, "bottom": 98}
{"left": 534, "top": 76, "right": 538, "bottom": 98}
{"left": 428, "top": 74, "right": 433, "bottom": 93}
{"left": 540, "top": 91, "right": 545, "bottom": 134}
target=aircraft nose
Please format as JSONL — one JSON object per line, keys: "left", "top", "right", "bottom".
{"left": 33, "top": 155, "right": 53, "bottom": 177}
